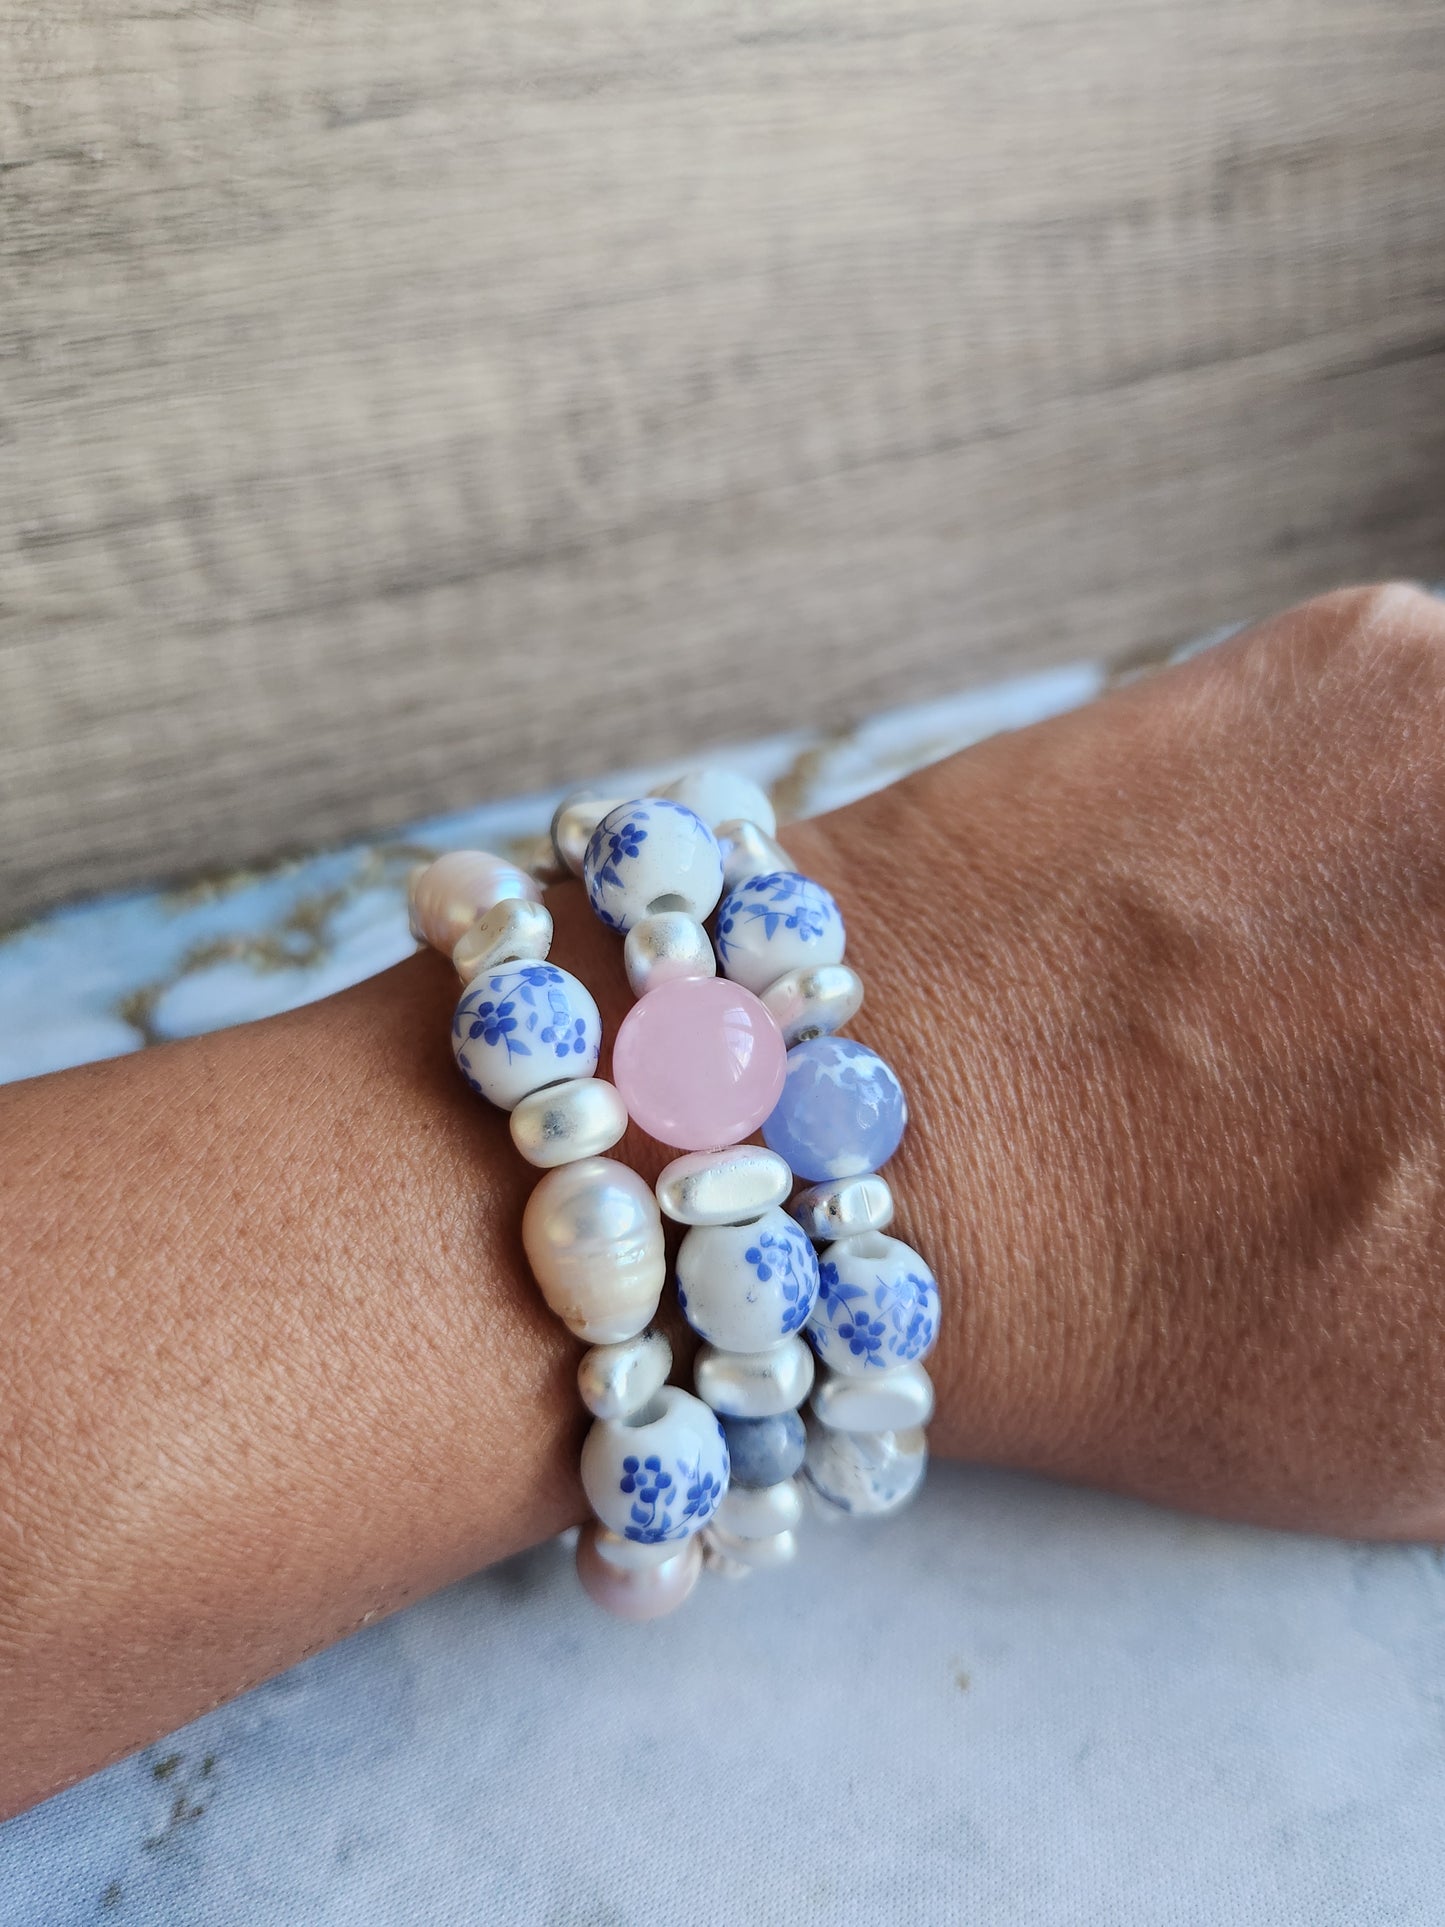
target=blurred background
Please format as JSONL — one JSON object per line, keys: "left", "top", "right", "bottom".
{"left": 4, "top": 0, "right": 1444, "bottom": 922}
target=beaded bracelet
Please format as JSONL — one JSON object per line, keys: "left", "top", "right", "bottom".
{"left": 408, "top": 768, "right": 940, "bottom": 1620}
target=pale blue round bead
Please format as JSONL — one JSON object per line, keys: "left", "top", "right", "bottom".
{"left": 762, "top": 1036, "right": 908, "bottom": 1183}
{"left": 720, "top": 1411, "right": 807, "bottom": 1489}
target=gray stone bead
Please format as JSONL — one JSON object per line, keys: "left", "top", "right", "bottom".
{"left": 716, "top": 817, "right": 793, "bottom": 891}
{"left": 789, "top": 1174, "right": 895, "bottom": 1243}
{"left": 720, "top": 1410, "right": 807, "bottom": 1489}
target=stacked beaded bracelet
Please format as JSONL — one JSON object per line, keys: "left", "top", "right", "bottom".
{"left": 407, "top": 768, "right": 940, "bottom": 1620}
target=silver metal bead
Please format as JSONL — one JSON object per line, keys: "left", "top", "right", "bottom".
{"left": 551, "top": 790, "right": 623, "bottom": 878}
{"left": 759, "top": 962, "right": 864, "bottom": 1046}
{"left": 521, "top": 1157, "right": 665, "bottom": 1344}
{"left": 623, "top": 911, "right": 716, "bottom": 997}
{"left": 705, "top": 1524, "right": 799, "bottom": 1569}
{"left": 510, "top": 1076, "right": 628, "bottom": 1169}
{"left": 811, "top": 1362, "right": 934, "bottom": 1433}
{"left": 789, "top": 1174, "right": 895, "bottom": 1243}
{"left": 453, "top": 898, "right": 554, "bottom": 982}
{"left": 695, "top": 1337, "right": 815, "bottom": 1418}
{"left": 577, "top": 1326, "right": 673, "bottom": 1421}
{"left": 661, "top": 769, "right": 777, "bottom": 837}
{"left": 716, "top": 818, "right": 793, "bottom": 891}
{"left": 714, "top": 1476, "right": 804, "bottom": 1539}
{"left": 802, "top": 1421, "right": 928, "bottom": 1518}
{"left": 655, "top": 1146, "right": 793, "bottom": 1226}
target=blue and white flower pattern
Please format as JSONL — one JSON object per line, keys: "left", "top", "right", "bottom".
{"left": 714, "top": 870, "right": 846, "bottom": 994}
{"left": 452, "top": 962, "right": 601, "bottom": 1108}
{"left": 809, "top": 1235, "right": 940, "bottom": 1376}
{"left": 582, "top": 797, "right": 724, "bottom": 933}
{"left": 581, "top": 1389, "right": 730, "bottom": 1544}
{"left": 675, "top": 1209, "right": 821, "bottom": 1351}
{"left": 618, "top": 1428, "right": 728, "bottom": 1544}
{"left": 762, "top": 1035, "right": 907, "bottom": 1183}
{"left": 743, "top": 1221, "right": 820, "bottom": 1337}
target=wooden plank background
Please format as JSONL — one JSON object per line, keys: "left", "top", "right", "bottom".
{"left": 3, "top": 1, "right": 1444, "bottom": 917}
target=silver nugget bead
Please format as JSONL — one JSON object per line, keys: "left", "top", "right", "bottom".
{"left": 714, "top": 1476, "right": 804, "bottom": 1539}
{"left": 716, "top": 817, "right": 793, "bottom": 891}
{"left": 577, "top": 1326, "right": 673, "bottom": 1421}
{"left": 789, "top": 1174, "right": 894, "bottom": 1243}
{"left": 655, "top": 1145, "right": 793, "bottom": 1226}
{"left": 705, "top": 1524, "right": 799, "bottom": 1569}
{"left": 695, "top": 1337, "right": 815, "bottom": 1418}
{"left": 551, "top": 789, "right": 623, "bottom": 878}
{"left": 509, "top": 1077, "right": 629, "bottom": 1168}
{"left": 811, "top": 1361, "right": 934, "bottom": 1433}
{"left": 623, "top": 911, "right": 717, "bottom": 997}
{"left": 759, "top": 962, "right": 864, "bottom": 1045}
{"left": 453, "top": 898, "right": 554, "bottom": 982}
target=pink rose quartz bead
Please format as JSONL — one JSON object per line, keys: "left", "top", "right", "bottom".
{"left": 408, "top": 851, "right": 543, "bottom": 953}
{"left": 575, "top": 1522, "right": 703, "bottom": 1620}
{"left": 612, "top": 976, "right": 787, "bottom": 1152}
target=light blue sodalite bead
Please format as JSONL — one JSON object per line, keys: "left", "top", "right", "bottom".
{"left": 714, "top": 870, "right": 845, "bottom": 995}
{"left": 720, "top": 1411, "right": 807, "bottom": 1489}
{"left": 762, "top": 1035, "right": 907, "bottom": 1183}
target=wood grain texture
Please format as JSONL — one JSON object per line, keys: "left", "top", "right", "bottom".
{"left": 3, "top": 1, "right": 1444, "bottom": 915}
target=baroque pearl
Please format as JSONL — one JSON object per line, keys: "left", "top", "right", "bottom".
{"left": 453, "top": 898, "right": 554, "bottom": 982}
{"left": 409, "top": 850, "right": 542, "bottom": 953}
{"left": 675, "top": 1209, "right": 821, "bottom": 1353}
{"left": 763, "top": 1036, "right": 907, "bottom": 1182}
{"left": 583, "top": 798, "right": 724, "bottom": 933}
{"left": 714, "top": 1476, "right": 804, "bottom": 1539}
{"left": 810, "top": 1232, "right": 940, "bottom": 1378}
{"left": 522, "top": 1157, "right": 665, "bottom": 1343}
{"left": 624, "top": 911, "right": 716, "bottom": 997}
{"left": 719, "top": 1410, "right": 806, "bottom": 1489}
{"left": 811, "top": 1361, "right": 935, "bottom": 1433}
{"left": 580, "top": 1386, "right": 729, "bottom": 1543}
{"left": 789, "top": 1174, "right": 895, "bottom": 1243}
{"left": 612, "top": 976, "right": 786, "bottom": 1152}
{"left": 576, "top": 1524, "right": 703, "bottom": 1619}
{"left": 655, "top": 1145, "right": 793, "bottom": 1227}
{"left": 509, "top": 1077, "right": 628, "bottom": 1168}
{"left": 715, "top": 871, "right": 845, "bottom": 995}
{"left": 694, "top": 1336, "right": 815, "bottom": 1418}
{"left": 453, "top": 963, "right": 601, "bottom": 1111}
{"left": 802, "top": 1421, "right": 928, "bottom": 1518}
{"left": 759, "top": 963, "right": 864, "bottom": 1046}
{"left": 661, "top": 769, "right": 777, "bottom": 836}
{"left": 577, "top": 1326, "right": 673, "bottom": 1421}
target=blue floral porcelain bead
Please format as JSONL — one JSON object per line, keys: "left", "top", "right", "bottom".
{"left": 762, "top": 1035, "right": 907, "bottom": 1182}
{"left": 452, "top": 963, "right": 602, "bottom": 1110}
{"left": 675, "top": 1208, "right": 821, "bottom": 1353}
{"left": 581, "top": 1386, "right": 729, "bottom": 1544}
{"left": 714, "top": 870, "right": 845, "bottom": 995}
{"left": 583, "top": 798, "right": 725, "bottom": 934}
{"left": 809, "top": 1232, "right": 940, "bottom": 1378}
{"left": 720, "top": 1410, "right": 807, "bottom": 1489}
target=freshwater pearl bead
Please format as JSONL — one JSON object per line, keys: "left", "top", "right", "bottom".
{"left": 763, "top": 1036, "right": 907, "bottom": 1182}
{"left": 759, "top": 963, "right": 864, "bottom": 1046}
{"left": 551, "top": 790, "right": 622, "bottom": 878}
{"left": 705, "top": 1525, "right": 799, "bottom": 1569}
{"left": 453, "top": 963, "right": 601, "bottom": 1111}
{"left": 588, "top": 1521, "right": 681, "bottom": 1571}
{"left": 623, "top": 911, "right": 716, "bottom": 997}
{"left": 453, "top": 898, "right": 554, "bottom": 982}
{"left": 655, "top": 1146, "right": 793, "bottom": 1227}
{"left": 715, "top": 871, "right": 845, "bottom": 995}
{"left": 719, "top": 1410, "right": 806, "bottom": 1489}
{"left": 789, "top": 1174, "right": 895, "bottom": 1243}
{"left": 576, "top": 1524, "right": 703, "bottom": 1619}
{"left": 714, "top": 1475, "right": 804, "bottom": 1539}
{"left": 803, "top": 1422, "right": 928, "bottom": 1518}
{"left": 522, "top": 1157, "right": 665, "bottom": 1343}
{"left": 675, "top": 1209, "right": 821, "bottom": 1352}
{"left": 694, "top": 1336, "right": 815, "bottom": 1418}
{"left": 580, "top": 1386, "right": 729, "bottom": 1544}
{"left": 810, "top": 1232, "right": 941, "bottom": 1377}
{"left": 409, "top": 850, "right": 542, "bottom": 952}
{"left": 612, "top": 976, "right": 786, "bottom": 1151}
{"left": 717, "top": 820, "right": 794, "bottom": 892}
{"left": 811, "top": 1361, "right": 935, "bottom": 1433}
{"left": 577, "top": 1326, "right": 673, "bottom": 1421}
{"left": 510, "top": 1077, "right": 628, "bottom": 1168}
{"left": 583, "top": 798, "right": 724, "bottom": 933}
{"left": 661, "top": 769, "right": 777, "bottom": 837}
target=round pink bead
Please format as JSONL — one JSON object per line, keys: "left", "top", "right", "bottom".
{"left": 575, "top": 1524, "right": 702, "bottom": 1620}
{"left": 612, "top": 975, "right": 787, "bottom": 1151}
{"left": 409, "top": 850, "right": 542, "bottom": 952}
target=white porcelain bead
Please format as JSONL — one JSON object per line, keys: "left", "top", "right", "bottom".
{"left": 453, "top": 898, "right": 554, "bottom": 982}
{"left": 580, "top": 1386, "right": 729, "bottom": 1544}
{"left": 705, "top": 1524, "right": 799, "bottom": 1569}
{"left": 655, "top": 1146, "right": 793, "bottom": 1227}
{"left": 583, "top": 798, "right": 725, "bottom": 934}
{"left": 510, "top": 1077, "right": 628, "bottom": 1169}
{"left": 760, "top": 963, "right": 864, "bottom": 1046}
{"left": 576, "top": 1524, "right": 702, "bottom": 1619}
{"left": 811, "top": 1233, "right": 941, "bottom": 1378}
{"left": 694, "top": 1337, "right": 815, "bottom": 1418}
{"left": 551, "top": 790, "right": 623, "bottom": 879}
{"left": 624, "top": 911, "right": 716, "bottom": 996}
{"left": 577, "top": 1326, "right": 673, "bottom": 1421}
{"left": 802, "top": 1422, "right": 928, "bottom": 1518}
{"left": 675, "top": 1209, "right": 820, "bottom": 1353}
{"left": 714, "top": 1476, "right": 804, "bottom": 1539}
{"left": 789, "top": 1174, "right": 895, "bottom": 1243}
{"left": 409, "top": 850, "right": 543, "bottom": 952}
{"left": 715, "top": 871, "right": 846, "bottom": 994}
{"left": 453, "top": 963, "right": 601, "bottom": 1110}
{"left": 811, "top": 1361, "right": 935, "bottom": 1433}
{"left": 522, "top": 1157, "right": 665, "bottom": 1343}
{"left": 661, "top": 769, "right": 777, "bottom": 837}
{"left": 717, "top": 819, "right": 794, "bottom": 892}
{"left": 587, "top": 1520, "right": 680, "bottom": 1571}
